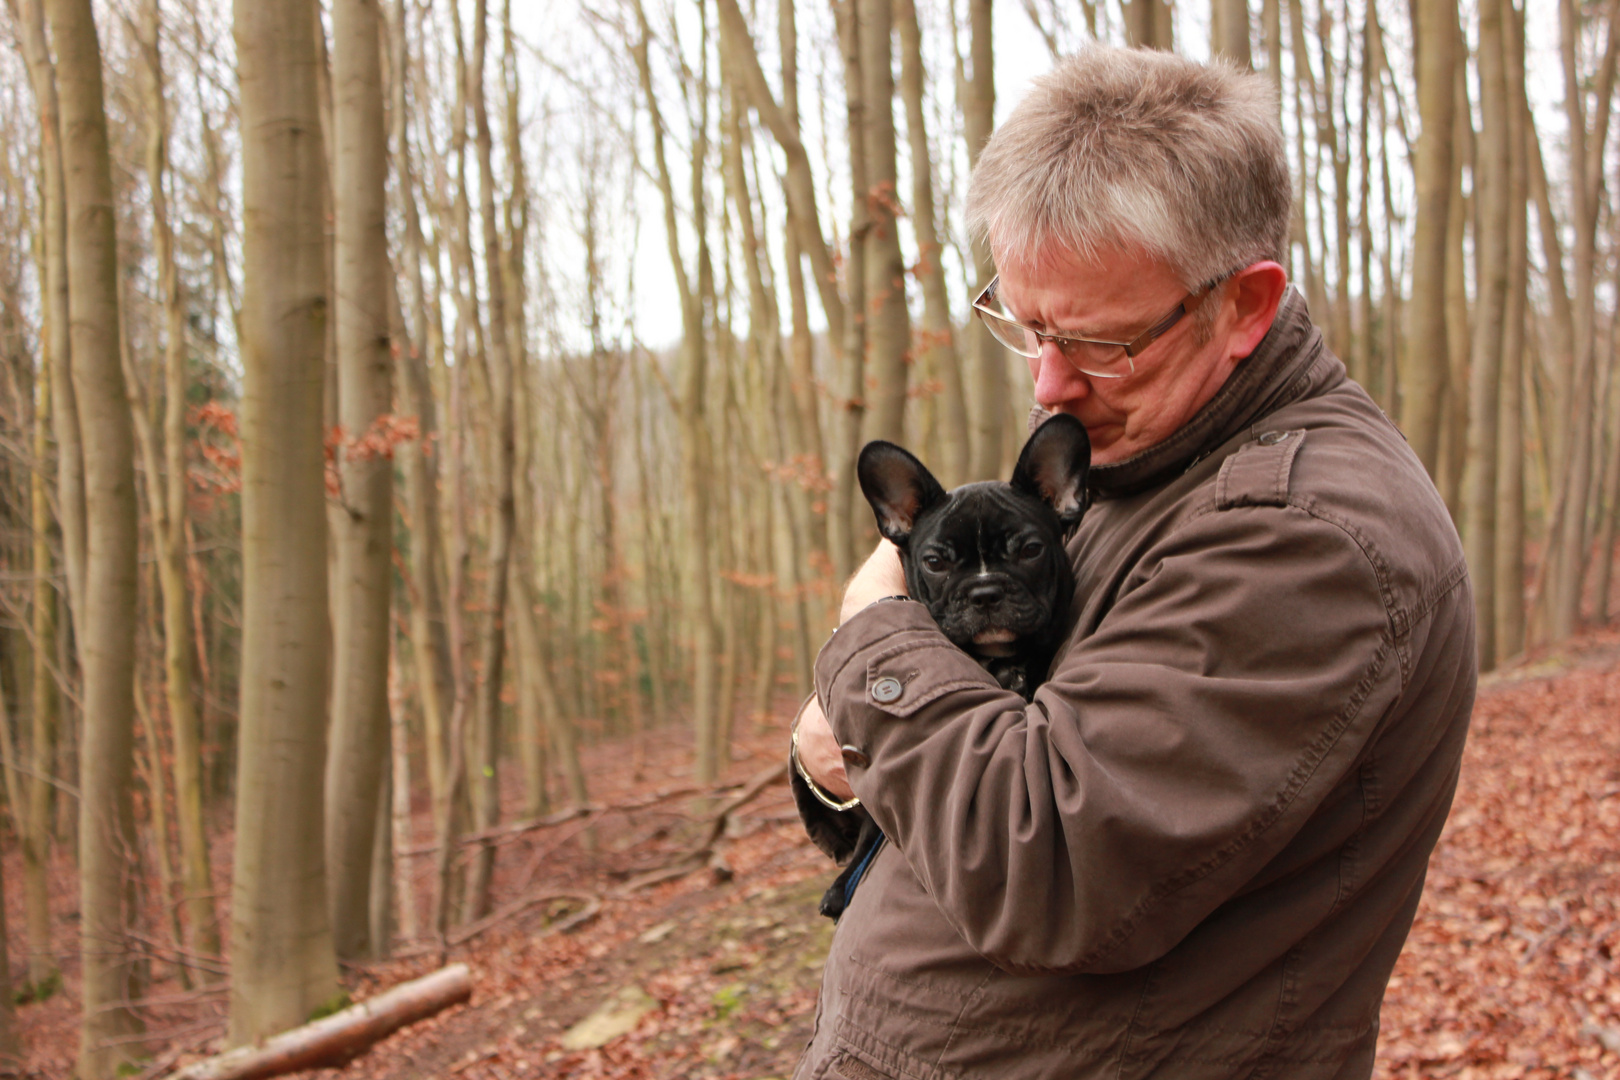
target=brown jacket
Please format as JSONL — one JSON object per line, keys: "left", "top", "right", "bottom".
{"left": 794, "top": 290, "right": 1475, "bottom": 1080}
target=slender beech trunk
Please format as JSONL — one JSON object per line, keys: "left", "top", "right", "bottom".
{"left": 388, "top": 0, "right": 455, "bottom": 817}
{"left": 1403, "top": 0, "right": 1457, "bottom": 478}
{"left": 326, "top": 0, "right": 395, "bottom": 961}
{"left": 1212, "top": 0, "right": 1253, "bottom": 68}
{"left": 1544, "top": 0, "right": 1620, "bottom": 639}
{"left": 1125, "top": 0, "right": 1174, "bottom": 47}
{"left": 131, "top": 0, "right": 220, "bottom": 976}
{"left": 1496, "top": 0, "right": 1529, "bottom": 658}
{"left": 463, "top": 0, "right": 517, "bottom": 919}
{"left": 1354, "top": 5, "right": 1376, "bottom": 396}
{"left": 959, "top": 0, "right": 1003, "bottom": 480}
{"left": 45, "top": 0, "right": 142, "bottom": 1073}
{"left": 230, "top": 0, "right": 341, "bottom": 1043}
{"left": 0, "top": 835, "right": 18, "bottom": 1072}
{"left": 859, "top": 0, "right": 910, "bottom": 448}
{"left": 1466, "top": 0, "right": 1510, "bottom": 669}
{"left": 26, "top": 357, "right": 56, "bottom": 993}
{"left": 833, "top": 0, "right": 869, "bottom": 580}
{"left": 1439, "top": 56, "right": 1472, "bottom": 521}
{"left": 10, "top": 0, "right": 86, "bottom": 638}
{"left": 632, "top": 0, "right": 721, "bottom": 782}
{"left": 897, "top": 0, "right": 965, "bottom": 487}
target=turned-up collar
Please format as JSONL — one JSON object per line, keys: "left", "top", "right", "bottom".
{"left": 1029, "top": 286, "right": 1334, "bottom": 501}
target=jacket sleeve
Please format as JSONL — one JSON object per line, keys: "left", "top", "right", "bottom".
{"left": 814, "top": 501, "right": 1399, "bottom": 975}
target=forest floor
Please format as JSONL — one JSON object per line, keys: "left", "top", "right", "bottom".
{"left": 10, "top": 627, "right": 1620, "bottom": 1080}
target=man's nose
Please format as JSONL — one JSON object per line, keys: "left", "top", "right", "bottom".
{"left": 1030, "top": 341, "right": 1091, "bottom": 405}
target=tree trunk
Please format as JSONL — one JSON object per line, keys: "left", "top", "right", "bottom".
{"left": 1125, "top": 0, "right": 1174, "bottom": 48}
{"left": 325, "top": 0, "right": 395, "bottom": 963}
{"left": 1402, "top": 0, "right": 1457, "bottom": 478}
{"left": 631, "top": 0, "right": 721, "bottom": 782}
{"left": 25, "top": 355, "right": 56, "bottom": 994}
{"left": 386, "top": 6, "right": 456, "bottom": 817}
{"left": 1496, "top": 0, "right": 1529, "bottom": 659}
{"left": 897, "top": 0, "right": 965, "bottom": 487}
{"left": 10, "top": 0, "right": 87, "bottom": 639}
{"left": 0, "top": 831, "right": 20, "bottom": 1073}
{"left": 230, "top": 0, "right": 341, "bottom": 1043}
{"left": 45, "top": 0, "right": 144, "bottom": 1073}
{"left": 959, "top": 0, "right": 1004, "bottom": 480}
{"left": 131, "top": 0, "right": 221, "bottom": 977}
{"left": 859, "top": 0, "right": 910, "bottom": 448}
{"left": 462, "top": 0, "right": 517, "bottom": 920}
{"left": 1544, "top": 0, "right": 1619, "bottom": 639}
{"left": 1465, "top": 0, "right": 1511, "bottom": 669}
{"left": 1212, "top": 0, "right": 1253, "bottom": 68}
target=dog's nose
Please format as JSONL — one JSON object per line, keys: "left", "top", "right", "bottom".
{"left": 968, "top": 582, "right": 1005, "bottom": 608}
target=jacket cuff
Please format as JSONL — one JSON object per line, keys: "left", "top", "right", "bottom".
{"left": 813, "top": 599, "right": 1001, "bottom": 789}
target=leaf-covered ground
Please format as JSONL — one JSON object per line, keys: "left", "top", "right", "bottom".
{"left": 11, "top": 629, "right": 1620, "bottom": 1079}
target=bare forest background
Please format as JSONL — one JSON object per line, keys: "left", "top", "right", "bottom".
{"left": 0, "top": 0, "right": 1614, "bottom": 1075}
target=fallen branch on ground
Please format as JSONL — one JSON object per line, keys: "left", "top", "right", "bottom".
{"left": 615, "top": 762, "right": 788, "bottom": 894}
{"left": 399, "top": 776, "right": 759, "bottom": 857}
{"left": 167, "top": 963, "right": 472, "bottom": 1080}
{"left": 448, "top": 891, "right": 601, "bottom": 948}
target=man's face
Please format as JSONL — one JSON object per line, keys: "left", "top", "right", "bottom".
{"left": 996, "top": 243, "right": 1247, "bottom": 467}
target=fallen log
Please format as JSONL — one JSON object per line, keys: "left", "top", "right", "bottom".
{"left": 169, "top": 963, "right": 472, "bottom": 1080}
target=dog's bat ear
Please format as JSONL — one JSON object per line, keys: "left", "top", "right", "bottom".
{"left": 1011, "top": 414, "right": 1091, "bottom": 529}
{"left": 857, "top": 441, "right": 947, "bottom": 548}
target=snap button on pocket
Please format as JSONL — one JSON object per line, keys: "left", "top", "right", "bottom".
{"left": 1257, "top": 430, "right": 1288, "bottom": 446}
{"left": 870, "top": 676, "right": 903, "bottom": 704}
{"left": 840, "top": 745, "right": 869, "bottom": 769}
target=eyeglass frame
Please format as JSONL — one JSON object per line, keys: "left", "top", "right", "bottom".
{"left": 971, "top": 269, "right": 1238, "bottom": 379}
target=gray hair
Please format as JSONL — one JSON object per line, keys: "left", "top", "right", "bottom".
{"left": 965, "top": 46, "right": 1291, "bottom": 292}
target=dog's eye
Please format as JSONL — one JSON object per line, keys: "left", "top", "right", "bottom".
{"left": 1019, "top": 540, "right": 1045, "bottom": 560}
{"left": 922, "top": 553, "right": 946, "bottom": 571}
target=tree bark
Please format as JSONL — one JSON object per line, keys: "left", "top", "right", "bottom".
{"left": 9, "top": 0, "right": 86, "bottom": 639}
{"left": 460, "top": 0, "right": 518, "bottom": 922}
{"left": 25, "top": 345, "right": 57, "bottom": 994}
{"left": 897, "top": 0, "right": 965, "bottom": 487}
{"left": 45, "top": 0, "right": 144, "bottom": 1073}
{"left": 631, "top": 0, "right": 721, "bottom": 782}
{"left": 1465, "top": 0, "right": 1511, "bottom": 669}
{"left": 859, "top": 0, "right": 910, "bottom": 448}
{"left": 1543, "top": 0, "right": 1620, "bottom": 639}
{"left": 175, "top": 965, "right": 472, "bottom": 1080}
{"left": 1401, "top": 0, "right": 1457, "bottom": 478}
{"left": 230, "top": 0, "right": 341, "bottom": 1043}
{"left": 959, "top": 0, "right": 1004, "bottom": 480}
{"left": 326, "top": 0, "right": 395, "bottom": 962}
{"left": 1496, "top": 0, "right": 1529, "bottom": 659}
{"left": 131, "top": 0, "right": 221, "bottom": 977}
{"left": 1212, "top": 0, "right": 1253, "bottom": 68}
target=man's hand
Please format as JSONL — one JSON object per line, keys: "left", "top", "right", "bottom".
{"left": 795, "top": 695, "right": 854, "bottom": 802}
{"left": 792, "top": 541, "right": 909, "bottom": 803}
{"left": 839, "top": 540, "right": 908, "bottom": 623}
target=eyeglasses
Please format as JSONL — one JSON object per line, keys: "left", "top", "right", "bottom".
{"left": 972, "top": 272, "right": 1230, "bottom": 378}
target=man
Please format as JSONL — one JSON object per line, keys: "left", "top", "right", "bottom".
{"left": 790, "top": 46, "right": 1475, "bottom": 1080}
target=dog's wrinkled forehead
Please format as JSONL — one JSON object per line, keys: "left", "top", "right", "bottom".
{"left": 920, "top": 483, "right": 1063, "bottom": 552}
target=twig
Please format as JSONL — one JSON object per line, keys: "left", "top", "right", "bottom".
{"left": 613, "top": 763, "right": 788, "bottom": 895}
{"left": 126, "top": 929, "right": 229, "bottom": 977}
{"left": 448, "top": 891, "right": 600, "bottom": 948}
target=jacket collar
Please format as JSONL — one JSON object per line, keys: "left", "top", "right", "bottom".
{"left": 1030, "top": 287, "right": 1338, "bottom": 500}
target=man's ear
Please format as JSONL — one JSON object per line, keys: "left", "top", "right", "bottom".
{"left": 858, "top": 441, "right": 948, "bottom": 548}
{"left": 1225, "top": 260, "right": 1289, "bottom": 360}
{"left": 1010, "top": 414, "right": 1091, "bottom": 529}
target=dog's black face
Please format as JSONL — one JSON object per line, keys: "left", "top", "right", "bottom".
{"left": 857, "top": 414, "right": 1091, "bottom": 698}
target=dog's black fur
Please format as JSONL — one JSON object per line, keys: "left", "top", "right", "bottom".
{"left": 815, "top": 414, "right": 1091, "bottom": 919}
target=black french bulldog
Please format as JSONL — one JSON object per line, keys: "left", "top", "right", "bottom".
{"left": 810, "top": 413, "right": 1091, "bottom": 919}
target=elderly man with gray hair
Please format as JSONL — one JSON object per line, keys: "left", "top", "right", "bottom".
{"left": 788, "top": 45, "right": 1476, "bottom": 1080}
